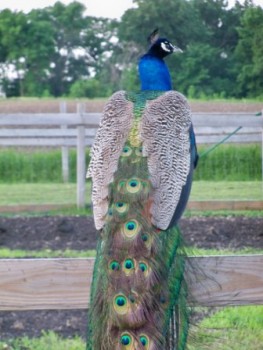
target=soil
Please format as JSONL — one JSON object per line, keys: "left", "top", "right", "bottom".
{"left": 0, "top": 215, "right": 262, "bottom": 341}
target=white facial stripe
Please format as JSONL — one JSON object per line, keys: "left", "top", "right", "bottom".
{"left": 161, "top": 42, "right": 171, "bottom": 52}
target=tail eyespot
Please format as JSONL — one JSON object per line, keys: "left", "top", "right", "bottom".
{"left": 126, "top": 178, "right": 142, "bottom": 193}
{"left": 120, "top": 333, "right": 133, "bottom": 349}
{"left": 123, "top": 258, "right": 135, "bottom": 276}
{"left": 115, "top": 202, "right": 129, "bottom": 214}
{"left": 114, "top": 294, "right": 129, "bottom": 315}
{"left": 122, "top": 146, "right": 133, "bottom": 157}
{"left": 122, "top": 220, "right": 140, "bottom": 238}
{"left": 139, "top": 334, "right": 149, "bottom": 349}
{"left": 109, "top": 260, "right": 120, "bottom": 271}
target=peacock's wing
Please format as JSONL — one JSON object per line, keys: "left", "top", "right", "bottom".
{"left": 141, "top": 91, "right": 192, "bottom": 230}
{"left": 86, "top": 90, "right": 134, "bottom": 230}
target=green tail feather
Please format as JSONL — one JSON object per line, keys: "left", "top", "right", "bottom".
{"left": 87, "top": 91, "right": 190, "bottom": 350}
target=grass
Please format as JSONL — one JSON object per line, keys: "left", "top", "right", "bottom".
{"left": 0, "top": 149, "right": 90, "bottom": 183}
{"left": 188, "top": 306, "right": 263, "bottom": 350}
{"left": 0, "top": 331, "right": 85, "bottom": 350}
{"left": 190, "top": 181, "right": 263, "bottom": 200}
{"left": 0, "top": 181, "right": 261, "bottom": 209}
{"left": 0, "top": 183, "right": 91, "bottom": 206}
{"left": 195, "top": 144, "right": 261, "bottom": 181}
{"left": 0, "top": 144, "right": 261, "bottom": 183}
{"left": 0, "top": 247, "right": 262, "bottom": 259}
{"left": 0, "top": 247, "right": 96, "bottom": 258}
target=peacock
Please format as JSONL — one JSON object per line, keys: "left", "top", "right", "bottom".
{"left": 86, "top": 28, "right": 198, "bottom": 350}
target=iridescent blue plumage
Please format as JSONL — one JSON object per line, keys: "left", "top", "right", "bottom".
{"left": 139, "top": 54, "right": 172, "bottom": 90}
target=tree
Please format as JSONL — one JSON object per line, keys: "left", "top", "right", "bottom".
{"left": 0, "top": 1, "right": 118, "bottom": 97}
{"left": 235, "top": 5, "right": 263, "bottom": 97}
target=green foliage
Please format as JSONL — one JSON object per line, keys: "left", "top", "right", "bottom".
{"left": 120, "top": 64, "right": 140, "bottom": 91}
{"left": 235, "top": 5, "right": 263, "bottom": 97}
{"left": 0, "top": 0, "right": 263, "bottom": 98}
{"left": 0, "top": 331, "right": 85, "bottom": 350}
{"left": 0, "top": 2, "right": 117, "bottom": 97}
{"left": 69, "top": 78, "right": 107, "bottom": 98}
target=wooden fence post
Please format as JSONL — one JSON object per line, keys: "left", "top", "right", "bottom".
{"left": 60, "top": 101, "right": 69, "bottom": 183}
{"left": 77, "top": 103, "right": 86, "bottom": 208}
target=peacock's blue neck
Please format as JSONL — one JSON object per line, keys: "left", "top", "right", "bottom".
{"left": 139, "top": 54, "right": 172, "bottom": 91}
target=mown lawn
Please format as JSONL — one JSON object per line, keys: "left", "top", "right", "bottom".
{"left": 1, "top": 181, "right": 262, "bottom": 207}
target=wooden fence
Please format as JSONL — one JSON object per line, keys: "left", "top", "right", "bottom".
{"left": 0, "top": 107, "right": 262, "bottom": 208}
{"left": 0, "top": 255, "right": 262, "bottom": 310}
{"left": 0, "top": 108, "right": 262, "bottom": 312}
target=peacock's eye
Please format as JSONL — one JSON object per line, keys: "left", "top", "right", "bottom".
{"left": 123, "top": 258, "right": 135, "bottom": 276}
{"left": 141, "top": 233, "right": 152, "bottom": 249}
{"left": 141, "top": 233, "right": 148, "bottom": 242}
{"left": 115, "top": 295, "right": 126, "bottom": 307}
{"left": 125, "top": 259, "right": 134, "bottom": 269}
{"left": 128, "top": 294, "right": 136, "bottom": 303}
{"left": 139, "top": 262, "right": 148, "bottom": 272}
{"left": 113, "top": 294, "right": 129, "bottom": 315}
{"left": 127, "top": 222, "right": 135, "bottom": 230}
{"left": 122, "top": 219, "right": 140, "bottom": 239}
{"left": 120, "top": 333, "right": 133, "bottom": 347}
{"left": 126, "top": 178, "right": 142, "bottom": 193}
{"left": 109, "top": 260, "right": 120, "bottom": 271}
{"left": 122, "top": 146, "right": 132, "bottom": 157}
{"left": 139, "top": 335, "right": 149, "bottom": 348}
{"left": 115, "top": 202, "right": 129, "bottom": 214}
{"left": 135, "top": 147, "right": 143, "bottom": 156}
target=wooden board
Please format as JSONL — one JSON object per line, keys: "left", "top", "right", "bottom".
{"left": 187, "top": 201, "right": 263, "bottom": 211}
{"left": 0, "top": 256, "right": 262, "bottom": 311}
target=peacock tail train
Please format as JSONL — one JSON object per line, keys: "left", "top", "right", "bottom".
{"left": 86, "top": 89, "right": 195, "bottom": 350}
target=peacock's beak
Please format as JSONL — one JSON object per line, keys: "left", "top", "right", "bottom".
{"left": 171, "top": 45, "right": 183, "bottom": 53}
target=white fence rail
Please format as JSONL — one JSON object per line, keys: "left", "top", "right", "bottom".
{"left": 0, "top": 108, "right": 262, "bottom": 207}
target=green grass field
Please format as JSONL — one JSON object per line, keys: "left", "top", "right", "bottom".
{"left": 1, "top": 181, "right": 262, "bottom": 208}
{"left": 0, "top": 183, "right": 91, "bottom": 206}
{"left": 190, "top": 181, "right": 263, "bottom": 200}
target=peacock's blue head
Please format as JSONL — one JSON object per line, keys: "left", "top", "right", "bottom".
{"left": 138, "top": 29, "right": 182, "bottom": 91}
{"left": 147, "top": 37, "right": 183, "bottom": 59}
